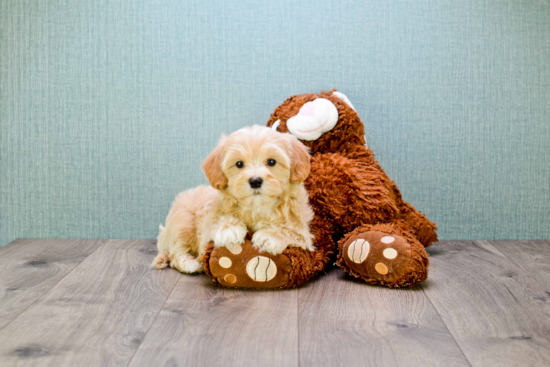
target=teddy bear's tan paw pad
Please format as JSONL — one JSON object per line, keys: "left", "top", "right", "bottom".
{"left": 342, "top": 231, "right": 412, "bottom": 282}
{"left": 209, "top": 240, "right": 291, "bottom": 289}
{"left": 246, "top": 256, "right": 277, "bottom": 282}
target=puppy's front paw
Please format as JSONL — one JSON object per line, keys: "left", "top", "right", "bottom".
{"left": 252, "top": 232, "right": 288, "bottom": 255}
{"left": 212, "top": 223, "right": 247, "bottom": 250}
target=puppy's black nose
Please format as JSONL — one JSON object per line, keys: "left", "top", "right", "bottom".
{"left": 249, "top": 177, "right": 263, "bottom": 188}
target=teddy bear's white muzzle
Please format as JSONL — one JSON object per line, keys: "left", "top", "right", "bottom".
{"left": 286, "top": 98, "right": 339, "bottom": 141}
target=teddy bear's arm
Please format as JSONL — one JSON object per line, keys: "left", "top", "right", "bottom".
{"left": 305, "top": 152, "right": 400, "bottom": 232}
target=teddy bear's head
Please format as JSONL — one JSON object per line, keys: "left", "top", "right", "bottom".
{"left": 266, "top": 90, "right": 365, "bottom": 155}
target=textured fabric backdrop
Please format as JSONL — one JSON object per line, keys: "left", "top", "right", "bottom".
{"left": 1, "top": 0, "right": 549, "bottom": 247}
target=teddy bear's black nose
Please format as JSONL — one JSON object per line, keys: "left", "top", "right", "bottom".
{"left": 249, "top": 177, "right": 263, "bottom": 188}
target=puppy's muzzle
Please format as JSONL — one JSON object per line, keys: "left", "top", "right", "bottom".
{"left": 249, "top": 177, "right": 263, "bottom": 189}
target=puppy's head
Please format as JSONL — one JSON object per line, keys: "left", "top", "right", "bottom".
{"left": 202, "top": 125, "right": 310, "bottom": 200}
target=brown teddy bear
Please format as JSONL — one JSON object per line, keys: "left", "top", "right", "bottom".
{"left": 203, "top": 90, "right": 437, "bottom": 289}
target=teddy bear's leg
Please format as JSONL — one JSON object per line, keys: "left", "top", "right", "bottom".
{"left": 203, "top": 239, "right": 328, "bottom": 289}
{"left": 398, "top": 203, "right": 438, "bottom": 248}
{"left": 204, "top": 239, "right": 296, "bottom": 289}
{"left": 202, "top": 214, "right": 337, "bottom": 289}
{"left": 336, "top": 222, "right": 429, "bottom": 288}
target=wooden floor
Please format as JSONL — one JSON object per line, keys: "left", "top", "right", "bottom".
{"left": 0, "top": 239, "right": 549, "bottom": 367}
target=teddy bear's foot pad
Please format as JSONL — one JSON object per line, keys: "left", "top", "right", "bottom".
{"left": 341, "top": 231, "right": 413, "bottom": 283}
{"left": 208, "top": 240, "right": 293, "bottom": 289}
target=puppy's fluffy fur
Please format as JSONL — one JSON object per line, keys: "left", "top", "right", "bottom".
{"left": 153, "top": 125, "right": 315, "bottom": 273}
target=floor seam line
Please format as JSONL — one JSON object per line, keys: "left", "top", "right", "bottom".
{"left": 124, "top": 270, "right": 182, "bottom": 367}
{"left": 297, "top": 288, "right": 301, "bottom": 367}
{"left": 421, "top": 241, "right": 475, "bottom": 367}
{"left": 475, "top": 240, "right": 550, "bottom": 292}
{"left": 0, "top": 238, "right": 108, "bottom": 334}
{"left": 421, "top": 283, "right": 473, "bottom": 367}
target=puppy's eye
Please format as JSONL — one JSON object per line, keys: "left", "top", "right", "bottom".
{"left": 267, "top": 159, "right": 276, "bottom": 167}
{"left": 236, "top": 161, "right": 244, "bottom": 168}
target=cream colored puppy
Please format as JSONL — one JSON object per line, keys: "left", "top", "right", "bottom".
{"left": 152, "top": 125, "right": 315, "bottom": 273}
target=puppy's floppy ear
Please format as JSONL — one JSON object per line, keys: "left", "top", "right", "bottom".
{"left": 288, "top": 135, "right": 311, "bottom": 183}
{"left": 202, "top": 136, "right": 228, "bottom": 190}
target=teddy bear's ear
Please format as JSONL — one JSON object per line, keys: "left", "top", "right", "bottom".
{"left": 332, "top": 91, "right": 356, "bottom": 111}
{"left": 333, "top": 91, "right": 368, "bottom": 146}
{"left": 286, "top": 98, "right": 339, "bottom": 141}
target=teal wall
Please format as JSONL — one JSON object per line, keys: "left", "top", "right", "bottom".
{"left": 1, "top": 0, "right": 549, "bottom": 247}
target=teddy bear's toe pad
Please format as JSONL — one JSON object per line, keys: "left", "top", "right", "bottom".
{"left": 342, "top": 231, "right": 412, "bottom": 282}
{"left": 209, "top": 240, "right": 292, "bottom": 289}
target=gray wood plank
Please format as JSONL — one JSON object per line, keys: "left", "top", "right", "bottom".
{"left": 424, "top": 241, "right": 550, "bottom": 367}
{"left": 298, "top": 267, "right": 470, "bottom": 367}
{"left": 492, "top": 240, "right": 550, "bottom": 290}
{"left": 128, "top": 275, "right": 299, "bottom": 367}
{"left": 0, "top": 238, "right": 106, "bottom": 331}
{"left": 0, "top": 239, "right": 181, "bottom": 367}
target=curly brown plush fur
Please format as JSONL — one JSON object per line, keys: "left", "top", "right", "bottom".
{"left": 203, "top": 89, "right": 437, "bottom": 289}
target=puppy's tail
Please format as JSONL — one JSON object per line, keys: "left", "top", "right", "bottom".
{"left": 152, "top": 252, "right": 170, "bottom": 270}
{"left": 152, "top": 224, "right": 169, "bottom": 269}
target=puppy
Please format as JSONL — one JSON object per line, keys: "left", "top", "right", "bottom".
{"left": 152, "top": 125, "right": 315, "bottom": 273}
